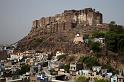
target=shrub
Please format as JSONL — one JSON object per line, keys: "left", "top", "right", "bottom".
{"left": 75, "top": 76, "right": 88, "bottom": 82}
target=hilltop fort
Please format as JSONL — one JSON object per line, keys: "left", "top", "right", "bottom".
{"left": 17, "top": 8, "right": 109, "bottom": 52}
{"left": 31, "top": 8, "right": 102, "bottom": 33}
{"left": 13, "top": 8, "right": 124, "bottom": 70}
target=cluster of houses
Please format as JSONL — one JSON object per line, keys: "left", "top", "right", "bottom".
{"left": 71, "top": 65, "right": 124, "bottom": 82}
{"left": 47, "top": 52, "right": 124, "bottom": 82}
{"left": 0, "top": 49, "right": 50, "bottom": 82}
{"left": 0, "top": 45, "right": 124, "bottom": 82}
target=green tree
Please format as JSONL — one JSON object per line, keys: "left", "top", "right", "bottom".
{"left": 91, "top": 42, "right": 101, "bottom": 53}
{"left": 19, "top": 64, "right": 31, "bottom": 75}
{"left": 117, "top": 38, "right": 124, "bottom": 55}
{"left": 79, "top": 56, "right": 98, "bottom": 68}
{"left": 105, "top": 31, "right": 124, "bottom": 54}
{"left": 95, "top": 79, "right": 108, "bottom": 82}
{"left": 109, "top": 24, "right": 124, "bottom": 34}
{"left": 110, "top": 21, "right": 116, "bottom": 25}
{"left": 103, "top": 64, "right": 113, "bottom": 72}
{"left": 79, "top": 56, "right": 85, "bottom": 63}
{"left": 83, "top": 34, "right": 89, "bottom": 39}
{"left": 75, "top": 76, "right": 88, "bottom": 82}
{"left": 92, "top": 31, "right": 105, "bottom": 38}
{"left": 105, "top": 32, "right": 117, "bottom": 52}
{"left": 64, "top": 64, "right": 70, "bottom": 73}
{"left": 84, "top": 57, "right": 98, "bottom": 68}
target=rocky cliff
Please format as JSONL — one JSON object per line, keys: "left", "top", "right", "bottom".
{"left": 16, "top": 8, "right": 108, "bottom": 52}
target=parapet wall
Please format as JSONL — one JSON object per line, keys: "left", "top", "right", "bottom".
{"left": 30, "top": 8, "right": 103, "bottom": 33}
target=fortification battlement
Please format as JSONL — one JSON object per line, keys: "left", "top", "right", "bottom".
{"left": 31, "top": 8, "right": 102, "bottom": 33}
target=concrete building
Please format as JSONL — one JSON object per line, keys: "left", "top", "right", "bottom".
{"left": 92, "top": 66, "right": 102, "bottom": 73}
{"left": 111, "top": 75, "right": 124, "bottom": 82}
{"left": 70, "top": 63, "right": 77, "bottom": 76}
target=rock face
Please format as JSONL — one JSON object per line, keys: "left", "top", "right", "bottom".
{"left": 17, "top": 8, "right": 107, "bottom": 52}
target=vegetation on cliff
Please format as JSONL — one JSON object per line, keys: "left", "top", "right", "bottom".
{"left": 106, "top": 23, "right": 124, "bottom": 55}
{"left": 79, "top": 56, "right": 99, "bottom": 68}
{"left": 75, "top": 76, "right": 109, "bottom": 82}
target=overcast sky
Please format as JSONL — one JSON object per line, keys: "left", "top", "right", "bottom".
{"left": 0, "top": 0, "right": 124, "bottom": 45}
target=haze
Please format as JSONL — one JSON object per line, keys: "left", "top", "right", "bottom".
{"left": 0, "top": 0, "right": 124, "bottom": 45}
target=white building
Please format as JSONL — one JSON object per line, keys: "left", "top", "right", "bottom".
{"left": 92, "top": 66, "right": 102, "bottom": 72}
{"left": 9, "top": 54, "right": 23, "bottom": 61}
{"left": 111, "top": 75, "right": 124, "bottom": 82}
{"left": 73, "top": 34, "right": 83, "bottom": 44}
{"left": 94, "top": 38, "right": 105, "bottom": 44}
{"left": 56, "top": 51, "right": 64, "bottom": 57}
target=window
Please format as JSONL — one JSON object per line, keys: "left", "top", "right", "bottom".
{"left": 113, "top": 80, "right": 116, "bottom": 82}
